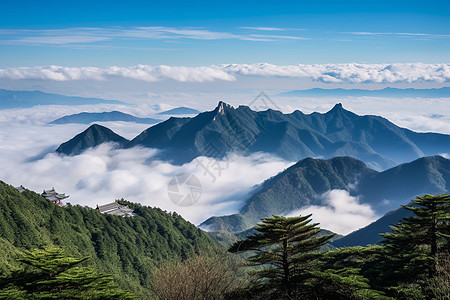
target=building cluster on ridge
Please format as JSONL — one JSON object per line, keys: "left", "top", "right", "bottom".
{"left": 15, "top": 184, "right": 135, "bottom": 217}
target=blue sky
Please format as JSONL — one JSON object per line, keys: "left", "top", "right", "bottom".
{"left": 0, "top": 0, "right": 449, "bottom": 67}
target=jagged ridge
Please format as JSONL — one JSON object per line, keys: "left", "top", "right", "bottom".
{"left": 56, "top": 102, "right": 450, "bottom": 169}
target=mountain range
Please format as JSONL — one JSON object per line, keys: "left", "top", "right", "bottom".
{"left": 56, "top": 102, "right": 450, "bottom": 172}
{"left": 0, "top": 89, "right": 126, "bottom": 109}
{"left": 200, "top": 155, "right": 450, "bottom": 233}
{"left": 49, "top": 111, "right": 161, "bottom": 125}
{"left": 279, "top": 87, "right": 450, "bottom": 98}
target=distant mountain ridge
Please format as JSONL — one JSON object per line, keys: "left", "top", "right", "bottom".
{"left": 50, "top": 111, "right": 161, "bottom": 124}
{"left": 200, "top": 155, "right": 450, "bottom": 232}
{"left": 157, "top": 107, "right": 200, "bottom": 115}
{"left": 56, "top": 102, "right": 450, "bottom": 170}
{"left": 0, "top": 89, "right": 126, "bottom": 109}
{"left": 279, "top": 87, "right": 450, "bottom": 98}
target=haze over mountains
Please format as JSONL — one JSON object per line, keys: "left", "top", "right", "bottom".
{"left": 0, "top": 89, "right": 125, "bottom": 109}
{"left": 156, "top": 107, "right": 200, "bottom": 115}
{"left": 57, "top": 102, "right": 450, "bottom": 172}
{"left": 50, "top": 111, "right": 161, "bottom": 125}
{"left": 280, "top": 87, "right": 450, "bottom": 98}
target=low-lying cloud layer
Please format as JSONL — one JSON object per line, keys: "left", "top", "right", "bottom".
{"left": 0, "top": 97, "right": 448, "bottom": 234}
{"left": 288, "top": 190, "right": 378, "bottom": 235}
{"left": 0, "top": 122, "right": 292, "bottom": 225}
{"left": 1, "top": 63, "right": 449, "bottom": 83}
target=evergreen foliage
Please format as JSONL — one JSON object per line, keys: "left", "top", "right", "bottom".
{"left": 0, "top": 181, "right": 217, "bottom": 298}
{"left": 229, "top": 215, "right": 329, "bottom": 298}
{"left": 370, "top": 194, "right": 450, "bottom": 298}
{"left": 2, "top": 174, "right": 449, "bottom": 299}
{"left": 229, "top": 215, "right": 388, "bottom": 299}
{"left": 0, "top": 248, "right": 133, "bottom": 299}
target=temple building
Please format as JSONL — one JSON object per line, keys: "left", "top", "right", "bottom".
{"left": 97, "top": 201, "right": 136, "bottom": 217}
{"left": 41, "top": 187, "right": 69, "bottom": 206}
{"left": 15, "top": 185, "right": 25, "bottom": 193}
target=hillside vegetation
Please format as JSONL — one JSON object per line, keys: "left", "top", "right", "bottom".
{"left": 0, "top": 181, "right": 217, "bottom": 298}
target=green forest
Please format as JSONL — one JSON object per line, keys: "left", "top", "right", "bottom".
{"left": 0, "top": 180, "right": 448, "bottom": 299}
{"left": 0, "top": 181, "right": 217, "bottom": 298}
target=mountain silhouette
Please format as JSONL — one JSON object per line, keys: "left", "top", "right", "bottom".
{"left": 56, "top": 102, "right": 450, "bottom": 170}
{"left": 0, "top": 89, "right": 125, "bottom": 109}
{"left": 156, "top": 107, "right": 200, "bottom": 115}
{"left": 279, "top": 87, "right": 450, "bottom": 98}
{"left": 56, "top": 124, "right": 129, "bottom": 155}
{"left": 50, "top": 111, "right": 161, "bottom": 124}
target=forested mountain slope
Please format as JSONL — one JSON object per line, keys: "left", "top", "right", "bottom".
{"left": 0, "top": 181, "right": 217, "bottom": 298}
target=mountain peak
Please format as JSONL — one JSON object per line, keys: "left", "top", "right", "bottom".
{"left": 330, "top": 103, "right": 344, "bottom": 111}
{"left": 214, "top": 101, "right": 233, "bottom": 115}
{"left": 56, "top": 124, "right": 129, "bottom": 155}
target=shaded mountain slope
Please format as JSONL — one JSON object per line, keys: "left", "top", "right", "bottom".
{"left": 357, "top": 155, "right": 450, "bottom": 207}
{"left": 56, "top": 102, "right": 450, "bottom": 170}
{"left": 330, "top": 205, "right": 415, "bottom": 248}
{"left": 201, "top": 156, "right": 450, "bottom": 232}
{"left": 56, "top": 124, "right": 129, "bottom": 155}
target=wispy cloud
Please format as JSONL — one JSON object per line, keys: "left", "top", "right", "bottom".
{"left": 249, "top": 34, "right": 309, "bottom": 40}
{"left": 343, "top": 31, "right": 450, "bottom": 38}
{"left": 0, "top": 26, "right": 309, "bottom": 46}
{"left": 240, "top": 26, "right": 304, "bottom": 31}
{"left": 1, "top": 63, "right": 449, "bottom": 83}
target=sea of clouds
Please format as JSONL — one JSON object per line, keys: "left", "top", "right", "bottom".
{"left": 1, "top": 63, "right": 449, "bottom": 84}
{"left": 0, "top": 93, "right": 449, "bottom": 235}
{"left": 0, "top": 120, "right": 292, "bottom": 226}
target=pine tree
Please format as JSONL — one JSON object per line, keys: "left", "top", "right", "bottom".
{"left": 0, "top": 247, "right": 134, "bottom": 299}
{"left": 229, "top": 215, "right": 334, "bottom": 299}
{"left": 376, "top": 194, "right": 450, "bottom": 298}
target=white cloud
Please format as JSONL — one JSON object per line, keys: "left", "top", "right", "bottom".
{"left": 0, "top": 65, "right": 236, "bottom": 82}
{"left": 13, "top": 35, "right": 111, "bottom": 45}
{"left": 220, "top": 62, "right": 450, "bottom": 83}
{"left": 1, "top": 63, "right": 449, "bottom": 84}
{"left": 287, "top": 190, "right": 377, "bottom": 235}
{"left": 248, "top": 34, "right": 309, "bottom": 40}
{"left": 344, "top": 31, "right": 450, "bottom": 38}
{"left": 0, "top": 122, "right": 292, "bottom": 226}
{"left": 240, "top": 27, "right": 287, "bottom": 31}
{"left": 0, "top": 26, "right": 307, "bottom": 46}
{"left": 439, "top": 153, "right": 449, "bottom": 159}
